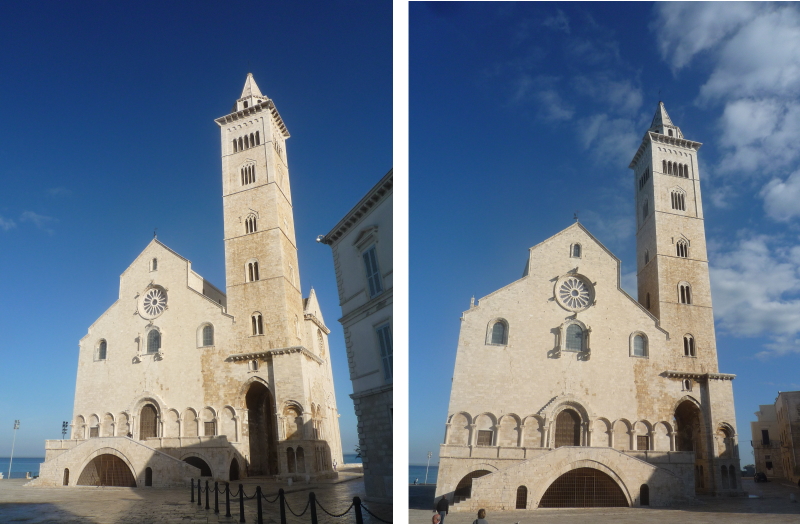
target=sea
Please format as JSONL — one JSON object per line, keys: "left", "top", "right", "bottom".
{"left": 0, "top": 457, "right": 44, "bottom": 479}
{"left": 409, "top": 464, "right": 439, "bottom": 485}
{"left": 342, "top": 453, "right": 361, "bottom": 464}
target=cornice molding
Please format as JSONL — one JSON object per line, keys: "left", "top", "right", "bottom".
{"left": 629, "top": 132, "right": 703, "bottom": 169}
{"left": 215, "top": 99, "right": 289, "bottom": 137}
{"left": 318, "top": 170, "right": 392, "bottom": 245}
{"left": 664, "top": 370, "right": 736, "bottom": 381}
{"left": 224, "top": 345, "right": 323, "bottom": 365}
{"left": 304, "top": 313, "right": 330, "bottom": 334}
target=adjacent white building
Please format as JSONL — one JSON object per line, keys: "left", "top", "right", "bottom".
{"left": 33, "top": 74, "right": 343, "bottom": 487}
{"left": 318, "top": 169, "right": 393, "bottom": 503}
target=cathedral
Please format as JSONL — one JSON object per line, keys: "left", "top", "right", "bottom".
{"left": 33, "top": 74, "right": 343, "bottom": 487}
{"left": 435, "top": 103, "right": 743, "bottom": 510}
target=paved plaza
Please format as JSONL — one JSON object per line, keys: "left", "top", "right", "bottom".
{"left": 409, "top": 479, "right": 800, "bottom": 524}
{"left": 0, "top": 469, "right": 391, "bottom": 524}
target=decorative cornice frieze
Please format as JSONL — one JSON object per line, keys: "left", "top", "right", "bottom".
{"left": 664, "top": 370, "right": 736, "bottom": 381}
{"left": 629, "top": 132, "right": 703, "bottom": 169}
{"left": 215, "top": 100, "right": 289, "bottom": 137}
{"left": 225, "top": 345, "right": 322, "bottom": 365}
{"left": 304, "top": 313, "right": 330, "bottom": 334}
{"left": 318, "top": 170, "right": 392, "bottom": 245}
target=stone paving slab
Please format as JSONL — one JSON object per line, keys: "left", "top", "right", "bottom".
{"left": 0, "top": 474, "right": 392, "bottom": 524}
{"left": 409, "top": 479, "right": 800, "bottom": 524}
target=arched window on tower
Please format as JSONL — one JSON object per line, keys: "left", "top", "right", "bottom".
{"left": 677, "top": 239, "right": 689, "bottom": 258}
{"left": 251, "top": 313, "right": 263, "bottom": 335}
{"left": 671, "top": 190, "right": 686, "bottom": 211}
{"left": 250, "top": 133, "right": 254, "bottom": 147}
{"left": 244, "top": 135, "right": 249, "bottom": 149}
{"left": 642, "top": 199, "right": 649, "bottom": 220}
{"left": 668, "top": 129, "right": 674, "bottom": 137}
{"left": 97, "top": 340, "right": 107, "bottom": 360}
{"left": 233, "top": 139, "right": 238, "bottom": 153}
{"left": 679, "top": 283, "right": 692, "bottom": 304}
{"left": 255, "top": 131, "right": 260, "bottom": 145}
{"left": 245, "top": 214, "right": 257, "bottom": 234}
{"left": 662, "top": 159, "right": 667, "bottom": 174}
{"left": 238, "top": 137, "right": 243, "bottom": 151}
{"left": 678, "top": 163, "right": 684, "bottom": 177}
{"left": 646, "top": 292, "right": 651, "bottom": 310}
{"left": 644, "top": 250, "right": 649, "bottom": 265}
{"left": 248, "top": 261, "right": 260, "bottom": 282}
{"left": 684, "top": 334, "right": 696, "bottom": 356}
{"left": 684, "top": 164, "right": 690, "bottom": 178}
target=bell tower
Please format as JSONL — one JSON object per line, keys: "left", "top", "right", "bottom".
{"left": 630, "top": 102, "right": 719, "bottom": 372}
{"left": 215, "top": 73, "right": 303, "bottom": 353}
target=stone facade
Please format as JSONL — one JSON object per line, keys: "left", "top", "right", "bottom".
{"left": 750, "top": 392, "right": 800, "bottom": 484}
{"left": 319, "top": 170, "right": 393, "bottom": 503}
{"left": 32, "top": 74, "right": 343, "bottom": 488}
{"left": 436, "top": 103, "right": 744, "bottom": 510}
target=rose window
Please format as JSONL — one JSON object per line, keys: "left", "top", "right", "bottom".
{"left": 556, "top": 275, "right": 594, "bottom": 312}
{"left": 141, "top": 288, "right": 167, "bottom": 317}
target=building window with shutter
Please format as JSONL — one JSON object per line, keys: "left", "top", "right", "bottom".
{"left": 376, "top": 323, "right": 392, "bottom": 381}
{"left": 362, "top": 245, "right": 383, "bottom": 298}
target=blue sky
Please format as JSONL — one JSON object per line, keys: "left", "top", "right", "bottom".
{"left": 0, "top": 1, "right": 391, "bottom": 457}
{"left": 410, "top": 2, "right": 800, "bottom": 466}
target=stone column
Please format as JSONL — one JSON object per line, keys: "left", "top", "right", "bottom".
{"left": 518, "top": 423, "right": 525, "bottom": 447}
{"left": 443, "top": 423, "right": 451, "bottom": 445}
{"left": 668, "top": 431, "right": 676, "bottom": 451}
{"left": 468, "top": 424, "right": 476, "bottom": 446}
{"left": 586, "top": 424, "right": 593, "bottom": 447}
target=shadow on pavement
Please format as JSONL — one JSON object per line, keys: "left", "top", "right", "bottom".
{"left": 409, "top": 485, "right": 436, "bottom": 510}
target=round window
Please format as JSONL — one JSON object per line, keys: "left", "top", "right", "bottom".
{"left": 555, "top": 275, "right": 595, "bottom": 312}
{"left": 140, "top": 287, "right": 167, "bottom": 319}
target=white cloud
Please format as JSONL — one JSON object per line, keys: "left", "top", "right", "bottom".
{"left": 535, "top": 89, "right": 574, "bottom": 122}
{"left": 576, "top": 113, "right": 640, "bottom": 166}
{"left": 620, "top": 270, "right": 637, "bottom": 297}
{"left": 0, "top": 215, "right": 16, "bottom": 231}
{"left": 761, "top": 169, "right": 800, "bottom": 221}
{"left": 573, "top": 74, "right": 643, "bottom": 116}
{"left": 654, "top": 2, "right": 760, "bottom": 71}
{"left": 710, "top": 232, "right": 800, "bottom": 356}
{"left": 542, "top": 9, "right": 570, "bottom": 34}
{"left": 20, "top": 211, "right": 56, "bottom": 233}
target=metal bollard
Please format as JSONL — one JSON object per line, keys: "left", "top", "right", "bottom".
{"left": 279, "top": 488, "right": 286, "bottom": 524}
{"left": 205, "top": 480, "right": 210, "bottom": 510}
{"left": 239, "top": 483, "right": 246, "bottom": 523}
{"left": 256, "top": 486, "right": 263, "bottom": 524}
{"left": 197, "top": 480, "right": 202, "bottom": 506}
{"left": 309, "top": 492, "right": 318, "bottom": 524}
{"left": 191, "top": 478, "right": 195, "bottom": 503}
{"left": 353, "top": 496, "right": 363, "bottom": 524}
{"left": 214, "top": 481, "right": 219, "bottom": 513}
{"left": 225, "top": 482, "right": 231, "bottom": 518}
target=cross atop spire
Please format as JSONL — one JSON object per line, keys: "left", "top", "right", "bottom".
{"left": 241, "top": 73, "right": 263, "bottom": 98}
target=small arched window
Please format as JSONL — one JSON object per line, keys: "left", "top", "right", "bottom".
{"left": 233, "top": 139, "right": 238, "bottom": 153}
{"left": 662, "top": 160, "right": 667, "bottom": 173}
{"left": 248, "top": 261, "right": 260, "bottom": 282}
{"left": 646, "top": 293, "right": 651, "bottom": 310}
{"left": 676, "top": 240, "right": 688, "bottom": 258}
{"left": 572, "top": 244, "right": 581, "bottom": 258}
{"left": 644, "top": 250, "right": 649, "bottom": 265}
{"left": 565, "top": 324, "right": 583, "bottom": 352}
{"left": 255, "top": 131, "right": 260, "bottom": 145}
{"left": 251, "top": 314, "right": 263, "bottom": 335}
{"left": 684, "top": 334, "right": 696, "bottom": 356}
{"left": 147, "top": 329, "right": 161, "bottom": 354}
{"left": 632, "top": 334, "right": 648, "bottom": 357}
{"left": 683, "top": 379, "right": 692, "bottom": 391}
{"left": 238, "top": 137, "right": 243, "bottom": 151}
{"left": 489, "top": 320, "right": 508, "bottom": 345}
{"left": 684, "top": 164, "right": 690, "bottom": 178}
{"left": 245, "top": 214, "right": 257, "bottom": 234}
{"left": 97, "top": 340, "right": 107, "bottom": 360}
{"left": 640, "top": 484, "right": 650, "bottom": 506}
{"left": 202, "top": 325, "right": 214, "bottom": 347}
{"left": 668, "top": 129, "right": 673, "bottom": 137}
{"left": 516, "top": 485, "right": 528, "bottom": 509}
{"left": 244, "top": 135, "right": 249, "bottom": 149}
{"left": 250, "top": 133, "right": 254, "bottom": 147}
{"left": 671, "top": 190, "right": 686, "bottom": 211}
{"left": 249, "top": 359, "right": 259, "bottom": 371}
{"left": 642, "top": 199, "right": 649, "bottom": 220}
{"left": 679, "top": 283, "right": 692, "bottom": 304}
{"left": 151, "top": 258, "right": 158, "bottom": 271}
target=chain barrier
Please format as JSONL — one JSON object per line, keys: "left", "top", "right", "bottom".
{"left": 189, "top": 478, "right": 391, "bottom": 523}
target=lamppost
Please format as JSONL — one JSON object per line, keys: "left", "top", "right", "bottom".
{"left": 62, "top": 421, "right": 69, "bottom": 439}
{"left": 8, "top": 420, "right": 19, "bottom": 479}
{"left": 424, "top": 451, "right": 432, "bottom": 484}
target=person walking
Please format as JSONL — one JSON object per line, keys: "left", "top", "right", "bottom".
{"left": 435, "top": 496, "right": 449, "bottom": 524}
{"left": 472, "top": 508, "right": 488, "bottom": 524}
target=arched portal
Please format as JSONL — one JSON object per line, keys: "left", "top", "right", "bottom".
{"left": 77, "top": 454, "right": 136, "bottom": 487}
{"left": 139, "top": 404, "right": 158, "bottom": 440}
{"left": 63, "top": 468, "right": 69, "bottom": 486}
{"left": 674, "top": 400, "right": 704, "bottom": 493}
{"left": 453, "top": 470, "right": 490, "bottom": 503}
{"left": 230, "top": 459, "right": 240, "bottom": 481}
{"left": 516, "top": 485, "right": 528, "bottom": 509}
{"left": 245, "top": 381, "right": 278, "bottom": 475}
{"left": 183, "top": 456, "right": 212, "bottom": 477}
{"left": 554, "top": 409, "right": 581, "bottom": 447}
{"left": 539, "top": 468, "right": 627, "bottom": 508}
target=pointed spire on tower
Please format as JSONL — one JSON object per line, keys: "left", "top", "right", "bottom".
{"left": 241, "top": 73, "right": 264, "bottom": 98}
{"left": 648, "top": 101, "right": 683, "bottom": 139}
